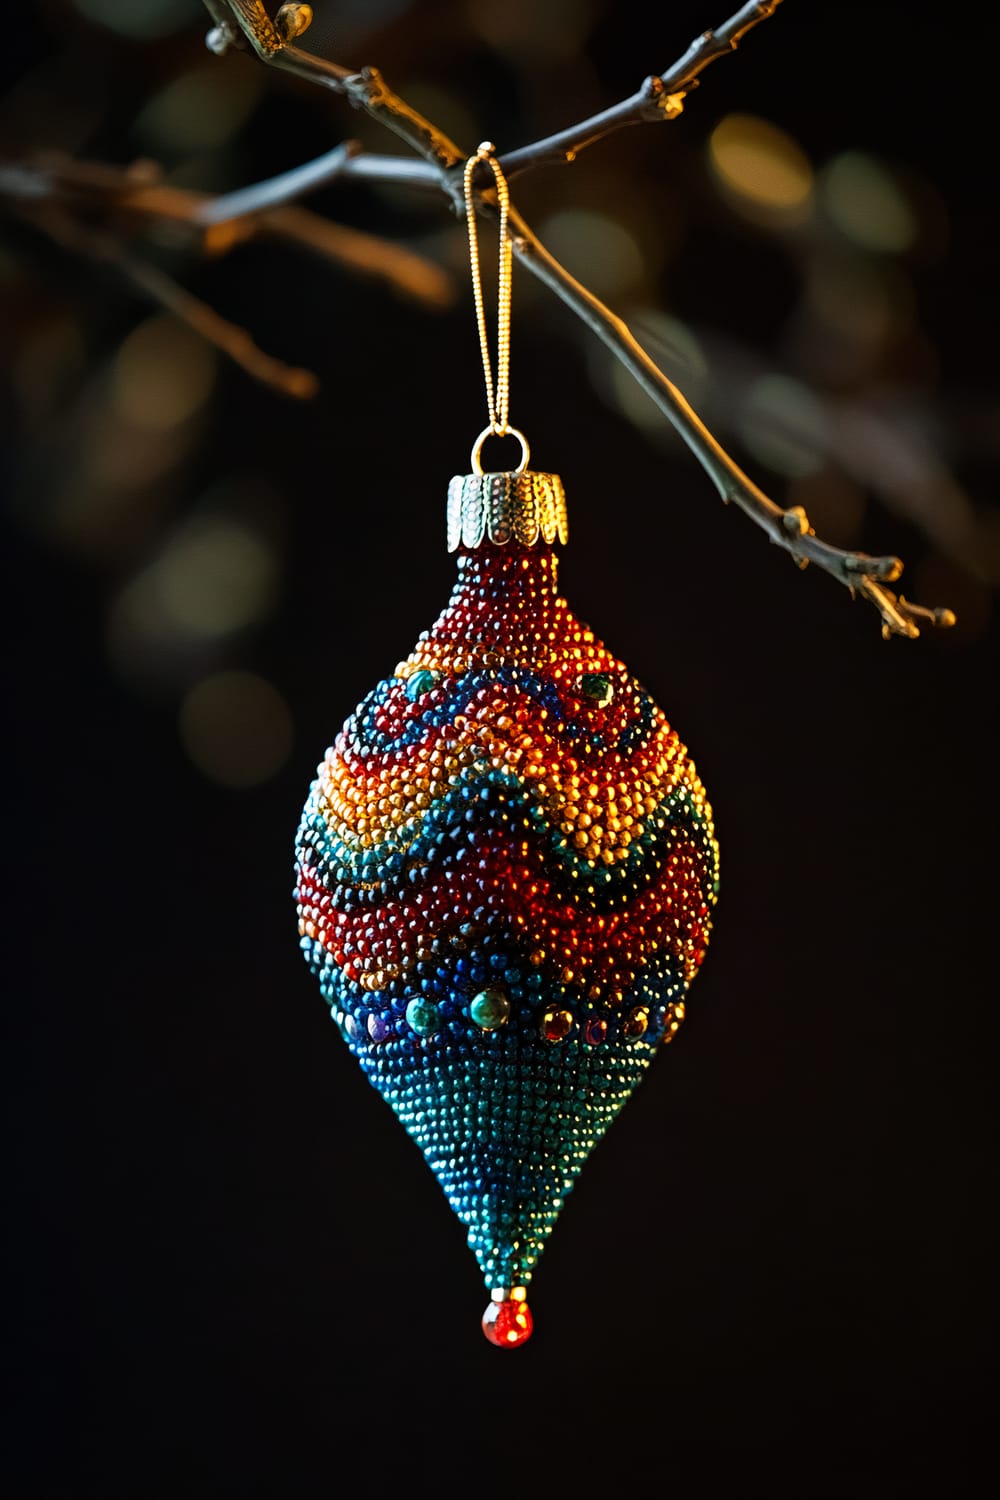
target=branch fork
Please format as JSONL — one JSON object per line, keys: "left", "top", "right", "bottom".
{"left": 2, "top": 0, "right": 952, "bottom": 640}
{"left": 190, "top": 0, "right": 951, "bottom": 640}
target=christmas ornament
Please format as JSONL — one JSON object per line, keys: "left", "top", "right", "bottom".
{"left": 293, "top": 145, "right": 719, "bottom": 1346}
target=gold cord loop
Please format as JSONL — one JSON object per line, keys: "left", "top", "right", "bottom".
{"left": 464, "top": 142, "right": 517, "bottom": 467}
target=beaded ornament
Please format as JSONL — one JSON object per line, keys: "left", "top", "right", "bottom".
{"left": 292, "top": 146, "right": 719, "bottom": 1346}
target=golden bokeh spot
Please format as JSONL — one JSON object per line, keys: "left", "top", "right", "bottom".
{"left": 709, "top": 113, "right": 814, "bottom": 224}
{"left": 179, "top": 671, "right": 293, "bottom": 788}
{"left": 112, "top": 316, "right": 216, "bottom": 431}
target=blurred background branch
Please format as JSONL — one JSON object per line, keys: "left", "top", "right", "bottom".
{"left": 0, "top": 145, "right": 456, "bottom": 390}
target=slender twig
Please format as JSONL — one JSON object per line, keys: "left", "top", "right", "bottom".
{"left": 0, "top": 156, "right": 455, "bottom": 309}
{"left": 501, "top": 1, "right": 784, "bottom": 177}
{"left": 261, "top": 207, "right": 454, "bottom": 307}
{"left": 202, "top": 1, "right": 468, "bottom": 200}
{"left": 15, "top": 201, "right": 318, "bottom": 399}
{"left": 203, "top": 2, "right": 465, "bottom": 182}
{"left": 281, "top": 56, "right": 467, "bottom": 186}
{"left": 193, "top": 139, "right": 359, "bottom": 222}
{"left": 505, "top": 205, "right": 952, "bottom": 638}
{"left": 116, "top": 249, "right": 320, "bottom": 399}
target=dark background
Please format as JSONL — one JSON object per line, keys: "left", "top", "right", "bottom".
{"left": 2, "top": 2, "right": 997, "bottom": 1496}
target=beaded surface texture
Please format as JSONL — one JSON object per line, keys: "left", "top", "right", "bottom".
{"left": 294, "top": 472, "right": 719, "bottom": 1346}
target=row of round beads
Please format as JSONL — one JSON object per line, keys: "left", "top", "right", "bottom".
{"left": 336, "top": 990, "right": 685, "bottom": 1046}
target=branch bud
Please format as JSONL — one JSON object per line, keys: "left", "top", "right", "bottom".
{"left": 205, "top": 24, "right": 236, "bottom": 56}
{"left": 276, "top": 5, "right": 314, "bottom": 42}
{"left": 781, "top": 505, "right": 810, "bottom": 536}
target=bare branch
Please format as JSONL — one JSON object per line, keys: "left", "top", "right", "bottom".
{"left": 10, "top": 1, "right": 945, "bottom": 631}
{"left": 192, "top": 0, "right": 952, "bottom": 637}
{"left": 501, "top": 1, "right": 784, "bottom": 177}
{"left": 660, "top": 0, "right": 785, "bottom": 89}
{"left": 203, "top": 0, "right": 466, "bottom": 188}
{"left": 193, "top": 139, "right": 359, "bottom": 222}
{"left": 0, "top": 155, "right": 455, "bottom": 308}
{"left": 504, "top": 207, "right": 947, "bottom": 638}
{"left": 14, "top": 201, "right": 318, "bottom": 399}
{"left": 201, "top": 0, "right": 784, "bottom": 187}
{"left": 116, "top": 249, "right": 320, "bottom": 399}
{"left": 260, "top": 207, "right": 454, "bottom": 307}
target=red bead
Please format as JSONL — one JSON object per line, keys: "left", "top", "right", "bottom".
{"left": 481, "top": 1293, "right": 533, "bottom": 1349}
{"left": 541, "top": 1007, "right": 573, "bottom": 1042}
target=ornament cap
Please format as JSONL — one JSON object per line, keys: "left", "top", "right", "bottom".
{"left": 447, "top": 470, "right": 568, "bottom": 552}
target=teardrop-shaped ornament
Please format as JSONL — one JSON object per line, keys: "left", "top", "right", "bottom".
{"left": 294, "top": 468, "right": 719, "bottom": 1346}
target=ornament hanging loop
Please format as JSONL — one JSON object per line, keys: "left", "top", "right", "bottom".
{"left": 471, "top": 423, "right": 530, "bottom": 476}
{"left": 464, "top": 141, "right": 526, "bottom": 472}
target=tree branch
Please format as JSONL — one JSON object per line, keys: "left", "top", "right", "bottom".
{"left": 15, "top": 200, "right": 318, "bottom": 398}
{"left": 501, "top": 1, "right": 784, "bottom": 178}
{"left": 259, "top": 206, "right": 454, "bottom": 308}
{"left": 505, "top": 206, "right": 954, "bottom": 638}
{"left": 195, "top": 0, "right": 953, "bottom": 636}
{"left": 193, "top": 138, "right": 359, "bottom": 222}
{"left": 0, "top": 154, "right": 456, "bottom": 312}
{"left": 203, "top": 0, "right": 466, "bottom": 194}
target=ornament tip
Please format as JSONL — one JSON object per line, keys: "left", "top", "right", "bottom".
{"left": 482, "top": 1288, "right": 533, "bottom": 1348}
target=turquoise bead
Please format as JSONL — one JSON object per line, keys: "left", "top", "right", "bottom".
{"left": 405, "top": 997, "right": 441, "bottom": 1036}
{"left": 405, "top": 669, "right": 439, "bottom": 700}
{"left": 469, "top": 987, "right": 511, "bottom": 1030}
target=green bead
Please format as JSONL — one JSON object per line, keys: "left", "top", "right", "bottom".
{"left": 469, "top": 987, "right": 511, "bottom": 1030}
{"left": 579, "top": 672, "right": 614, "bottom": 707}
{"left": 405, "top": 997, "right": 441, "bottom": 1036}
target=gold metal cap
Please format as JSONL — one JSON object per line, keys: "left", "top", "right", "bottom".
{"left": 446, "top": 471, "right": 568, "bottom": 552}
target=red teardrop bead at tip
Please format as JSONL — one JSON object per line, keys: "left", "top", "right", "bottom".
{"left": 482, "top": 1295, "right": 534, "bottom": 1349}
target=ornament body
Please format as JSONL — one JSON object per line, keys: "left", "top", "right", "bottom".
{"left": 294, "top": 472, "right": 719, "bottom": 1340}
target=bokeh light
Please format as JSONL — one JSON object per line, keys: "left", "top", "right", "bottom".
{"left": 74, "top": 0, "right": 201, "bottom": 41}
{"left": 157, "top": 515, "right": 279, "bottom": 635}
{"left": 19, "top": 316, "right": 218, "bottom": 559}
{"left": 793, "top": 254, "right": 909, "bottom": 382}
{"left": 709, "top": 113, "right": 814, "bottom": 226}
{"left": 109, "top": 509, "right": 281, "bottom": 683}
{"left": 134, "top": 63, "right": 263, "bottom": 155}
{"left": 469, "top": 0, "right": 594, "bottom": 60}
{"left": 178, "top": 670, "right": 293, "bottom": 787}
{"left": 821, "top": 152, "right": 917, "bottom": 254}
{"left": 111, "top": 316, "right": 217, "bottom": 431}
{"left": 540, "top": 210, "right": 645, "bottom": 299}
{"left": 738, "top": 374, "right": 828, "bottom": 478}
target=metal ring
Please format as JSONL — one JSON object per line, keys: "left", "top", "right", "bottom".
{"left": 470, "top": 425, "right": 531, "bottom": 476}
